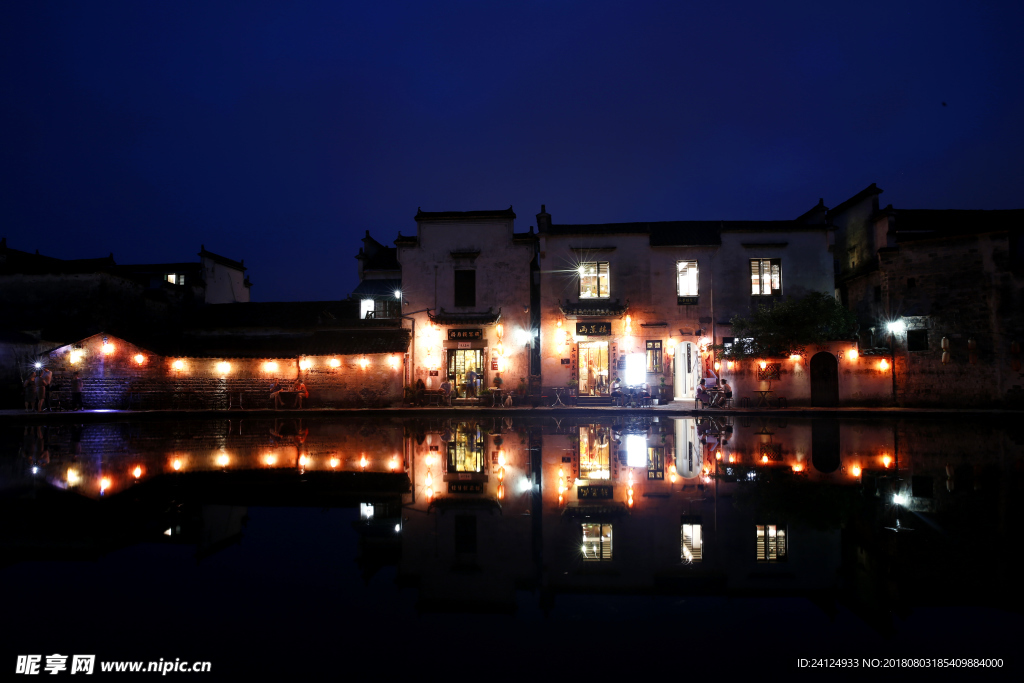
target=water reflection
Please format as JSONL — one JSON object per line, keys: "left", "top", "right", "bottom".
{"left": 2, "top": 414, "right": 1022, "bottom": 633}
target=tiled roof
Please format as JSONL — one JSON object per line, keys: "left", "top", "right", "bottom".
{"left": 559, "top": 299, "right": 629, "bottom": 317}
{"left": 888, "top": 209, "right": 1024, "bottom": 243}
{"left": 185, "top": 301, "right": 365, "bottom": 329}
{"left": 352, "top": 279, "right": 402, "bottom": 299}
{"left": 394, "top": 232, "right": 418, "bottom": 247}
{"left": 547, "top": 220, "right": 821, "bottom": 246}
{"left": 827, "top": 183, "right": 883, "bottom": 219}
{"left": 429, "top": 308, "right": 502, "bottom": 325}
{"left": 415, "top": 206, "right": 516, "bottom": 221}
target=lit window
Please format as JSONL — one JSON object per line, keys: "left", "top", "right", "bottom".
{"left": 645, "top": 340, "right": 663, "bottom": 372}
{"left": 582, "top": 523, "right": 612, "bottom": 561}
{"left": 681, "top": 522, "right": 703, "bottom": 563}
{"left": 755, "top": 524, "right": 787, "bottom": 562}
{"left": 166, "top": 273, "right": 182, "bottom": 285}
{"left": 447, "top": 428, "right": 483, "bottom": 473}
{"left": 676, "top": 260, "right": 698, "bottom": 299}
{"left": 578, "top": 262, "right": 609, "bottom": 299}
{"left": 360, "top": 299, "right": 374, "bottom": 319}
{"left": 750, "top": 259, "right": 782, "bottom": 296}
{"left": 579, "top": 425, "right": 610, "bottom": 479}
{"left": 647, "top": 446, "right": 664, "bottom": 480}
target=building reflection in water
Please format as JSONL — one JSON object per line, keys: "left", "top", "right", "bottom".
{"left": 3, "top": 414, "right": 1021, "bottom": 630}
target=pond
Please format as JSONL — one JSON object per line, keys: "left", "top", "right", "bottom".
{"left": 2, "top": 415, "right": 1021, "bottom": 677}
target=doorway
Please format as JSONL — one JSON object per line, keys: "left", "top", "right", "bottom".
{"left": 810, "top": 352, "right": 839, "bottom": 407}
{"left": 673, "top": 341, "right": 695, "bottom": 400}
{"left": 578, "top": 342, "right": 609, "bottom": 396}
{"left": 447, "top": 349, "right": 483, "bottom": 398}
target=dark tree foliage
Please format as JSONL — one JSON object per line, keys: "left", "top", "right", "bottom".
{"left": 718, "top": 292, "right": 857, "bottom": 359}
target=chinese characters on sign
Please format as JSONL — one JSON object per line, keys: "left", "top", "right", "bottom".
{"left": 645, "top": 340, "right": 662, "bottom": 350}
{"left": 575, "top": 322, "right": 611, "bottom": 336}
{"left": 17, "top": 655, "right": 95, "bottom": 675}
{"left": 448, "top": 482, "right": 485, "bottom": 494}
{"left": 448, "top": 329, "right": 483, "bottom": 340}
{"left": 577, "top": 485, "right": 614, "bottom": 499}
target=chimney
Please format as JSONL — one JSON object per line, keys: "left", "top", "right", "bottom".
{"left": 536, "top": 204, "right": 551, "bottom": 233}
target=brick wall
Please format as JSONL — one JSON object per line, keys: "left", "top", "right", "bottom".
{"left": 879, "top": 233, "right": 1024, "bottom": 407}
{"left": 43, "top": 333, "right": 406, "bottom": 409}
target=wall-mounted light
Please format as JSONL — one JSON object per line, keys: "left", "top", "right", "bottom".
{"left": 848, "top": 348, "right": 859, "bottom": 361}
{"left": 216, "top": 361, "right": 231, "bottom": 374}
{"left": 69, "top": 349, "right": 84, "bottom": 364}
{"left": 299, "top": 359, "right": 312, "bottom": 370}
{"left": 264, "top": 361, "right": 278, "bottom": 372}
{"left": 389, "top": 355, "right": 399, "bottom": 369}
{"left": 102, "top": 340, "right": 115, "bottom": 355}
{"left": 359, "top": 356, "right": 368, "bottom": 369}
{"left": 134, "top": 354, "right": 146, "bottom": 365}
{"left": 878, "top": 358, "right": 890, "bottom": 371}
{"left": 329, "top": 358, "right": 341, "bottom": 368}
{"left": 172, "top": 360, "right": 185, "bottom": 371}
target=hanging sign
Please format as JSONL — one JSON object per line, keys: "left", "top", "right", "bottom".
{"left": 448, "top": 482, "right": 484, "bottom": 494}
{"left": 576, "top": 322, "right": 611, "bottom": 336}
{"left": 449, "top": 329, "right": 483, "bottom": 340}
{"left": 457, "top": 342, "right": 471, "bottom": 349}
{"left": 646, "top": 340, "right": 662, "bottom": 351}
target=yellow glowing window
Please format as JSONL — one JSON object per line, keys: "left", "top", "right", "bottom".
{"left": 676, "top": 260, "right": 698, "bottom": 296}
{"left": 578, "top": 262, "right": 609, "bottom": 299}
{"left": 755, "top": 524, "right": 787, "bottom": 562}
{"left": 582, "top": 523, "right": 612, "bottom": 561}
{"left": 578, "top": 425, "right": 610, "bottom": 479}
{"left": 447, "top": 429, "right": 483, "bottom": 473}
{"left": 750, "top": 259, "right": 782, "bottom": 296}
{"left": 681, "top": 522, "right": 702, "bottom": 563}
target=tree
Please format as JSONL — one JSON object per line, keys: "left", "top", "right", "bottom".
{"left": 717, "top": 292, "right": 857, "bottom": 359}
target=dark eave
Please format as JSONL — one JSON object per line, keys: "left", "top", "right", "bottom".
{"left": 428, "top": 308, "right": 502, "bottom": 325}
{"left": 827, "top": 183, "right": 884, "bottom": 219}
{"left": 415, "top": 206, "right": 516, "bottom": 222}
{"left": 198, "top": 246, "right": 246, "bottom": 271}
{"left": 559, "top": 299, "right": 629, "bottom": 319}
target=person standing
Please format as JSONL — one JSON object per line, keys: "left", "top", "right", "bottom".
{"left": 466, "top": 366, "right": 478, "bottom": 398}
{"left": 41, "top": 367, "right": 53, "bottom": 411}
{"left": 34, "top": 370, "right": 46, "bottom": 412}
{"left": 24, "top": 371, "right": 36, "bottom": 411}
{"left": 71, "top": 372, "right": 84, "bottom": 411}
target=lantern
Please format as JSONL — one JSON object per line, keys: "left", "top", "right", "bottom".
{"left": 848, "top": 348, "right": 858, "bottom": 361}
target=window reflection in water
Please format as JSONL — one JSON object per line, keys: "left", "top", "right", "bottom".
{"left": 579, "top": 425, "right": 610, "bottom": 479}
{"left": 447, "top": 426, "right": 483, "bottom": 473}
{"left": 581, "top": 523, "right": 612, "bottom": 561}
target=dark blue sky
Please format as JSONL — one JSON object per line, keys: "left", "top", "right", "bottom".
{"left": 3, "top": 1, "right": 1022, "bottom": 301}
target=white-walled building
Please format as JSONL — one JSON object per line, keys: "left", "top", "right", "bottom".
{"left": 395, "top": 208, "right": 537, "bottom": 397}
{"left": 536, "top": 202, "right": 838, "bottom": 403}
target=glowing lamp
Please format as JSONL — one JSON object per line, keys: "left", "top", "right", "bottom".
{"left": 887, "top": 320, "right": 906, "bottom": 335}
{"left": 216, "top": 361, "right": 231, "bottom": 374}
{"left": 389, "top": 355, "right": 399, "bottom": 369}
{"left": 716, "top": 450, "right": 722, "bottom": 460}
{"left": 850, "top": 465, "right": 862, "bottom": 477}
{"left": 133, "top": 466, "right": 142, "bottom": 479}
{"left": 425, "top": 487, "right": 434, "bottom": 499}
{"left": 359, "top": 357, "right": 368, "bottom": 369}
{"left": 497, "top": 484, "right": 505, "bottom": 500}
{"left": 425, "top": 473, "right": 433, "bottom": 487}
{"left": 329, "top": 358, "right": 341, "bottom": 368}
{"left": 848, "top": 349, "right": 858, "bottom": 361}
{"left": 789, "top": 354, "right": 801, "bottom": 361}
{"left": 556, "top": 319, "right": 562, "bottom": 328}
{"left": 172, "top": 360, "right": 185, "bottom": 371}
{"left": 299, "top": 359, "right": 312, "bottom": 370}
{"left": 394, "top": 289, "right": 402, "bottom": 300}
{"left": 893, "top": 493, "right": 907, "bottom": 506}
{"left": 172, "top": 459, "right": 182, "bottom": 471}
{"left": 878, "top": 359, "right": 890, "bottom": 371}
{"left": 497, "top": 466, "right": 505, "bottom": 482}
{"left": 626, "top": 434, "right": 647, "bottom": 467}
{"left": 495, "top": 323, "right": 504, "bottom": 341}
{"left": 727, "top": 360, "right": 734, "bottom": 370}
{"left": 216, "top": 454, "right": 229, "bottom": 467}
{"left": 762, "top": 455, "right": 769, "bottom": 464}
{"left": 558, "top": 494, "right": 564, "bottom": 506}
{"left": 264, "top": 361, "right": 278, "bottom": 372}
{"left": 728, "top": 455, "right": 735, "bottom": 463}
{"left": 264, "top": 454, "right": 277, "bottom": 466}
{"left": 360, "top": 455, "right": 367, "bottom": 469}
{"left": 792, "top": 463, "right": 804, "bottom": 473}
{"left": 70, "top": 349, "right": 83, "bottom": 364}
{"left": 34, "top": 362, "right": 42, "bottom": 369}
{"left": 299, "top": 455, "right": 309, "bottom": 467}
{"left": 759, "top": 360, "right": 767, "bottom": 370}
{"left": 714, "top": 361, "right": 721, "bottom": 370}
{"left": 389, "top": 458, "right": 397, "bottom": 472}
{"left": 882, "top": 455, "right": 892, "bottom": 468}
{"left": 330, "top": 457, "right": 339, "bottom": 468}
{"left": 102, "top": 343, "right": 115, "bottom": 355}
{"left": 670, "top": 473, "right": 677, "bottom": 483}
{"left": 497, "top": 451, "right": 506, "bottom": 467}
{"left": 67, "top": 469, "right": 80, "bottom": 485}
{"left": 100, "top": 477, "right": 111, "bottom": 492}
{"left": 134, "top": 354, "right": 146, "bottom": 365}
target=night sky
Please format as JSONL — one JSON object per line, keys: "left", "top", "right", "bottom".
{"left": 3, "top": 1, "right": 1022, "bottom": 301}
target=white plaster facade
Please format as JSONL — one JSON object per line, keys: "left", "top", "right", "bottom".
{"left": 199, "top": 247, "right": 250, "bottom": 304}
{"left": 396, "top": 208, "right": 535, "bottom": 395}
{"left": 536, "top": 205, "right": 845, "bottom": 404}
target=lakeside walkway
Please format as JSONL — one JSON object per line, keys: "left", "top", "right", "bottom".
{"left": 2, "top": 402, "right": 1020, "bottom": 423}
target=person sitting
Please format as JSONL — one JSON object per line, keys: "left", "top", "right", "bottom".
{"left": 717, "top": 379, "right": 733, "bottom": 406}
{"left": 292, "top": 379, "right": 308, "bottom": 408}
{"left": 610, "top": 376, "right": 624, "bottom": 405}
{"left": 695, "top": 379, "right": 711, "bottom": 408}
{"left": 414, "top": 378, "right": 426, "bottom": 406}
{"left": 269, "top": 380, "right": 284, "bottom": 408}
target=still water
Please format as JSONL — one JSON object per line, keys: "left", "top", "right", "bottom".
{"left": 2, "top": 415, "right": 1021, "bottom": 677}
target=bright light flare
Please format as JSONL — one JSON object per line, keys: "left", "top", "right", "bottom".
{"left": 360, "top": 455, "right": 367, "bottom": 469}
{"left": 132, "top": 466, "right": 142, "bottom": 479}
{"left": 329, "top": 358, "right": 341, "bottom": 368}
{"left": 887, "top": 320, "right": 906, "bottom": 334}
{"left": 173, "top": 360, "right": 185, "bottom": 370}
{"left": 359, "top": 357, "right": 368, "bottom": 369}
{"left": 100, "top": 477, "right": 111, "bottom": 492}
{"left": 134, "top": 354, "right": 146, "bottom": 365}
{"left": 216, "top": 361, "right": 231, "bottom": 374}
{"left": 102, "top": 343, "right": 115, "bottom": 355}
{"left": 216, "top": 454, "right": 230, "bottom": 467}
{"left": 878, "top": 359, "right": 890, "bottom": 371}
{"left": 893, "top": 493, "right": 907, "bottom": 506}
{"left": 67, "top": 469, "right": 80, "bottom": 486}
{"left": 848, "top": 349, "right": 859, "bottom": 361}
{"left": 330, "top": 457, "right": 339, "bottom": 468}
{"left": 299, "top": 359, "right": 312, "bottom": 370}
{"left": 882, "top": 455, "right": 892, "bottom": 468}
{"left": 172, "top": 459, "right": 182, "bottom": 471}
{"left": 264, "top": 361, "right": 278, "bottom": 372}
{"left": 850, "top": 465, "right": 862, "bottom": 477}
{"left": 70, "top": 349, "right": 84, "bottom": 364}
{"left": 626, "top": 435, "right": 647, "bottom": 467}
